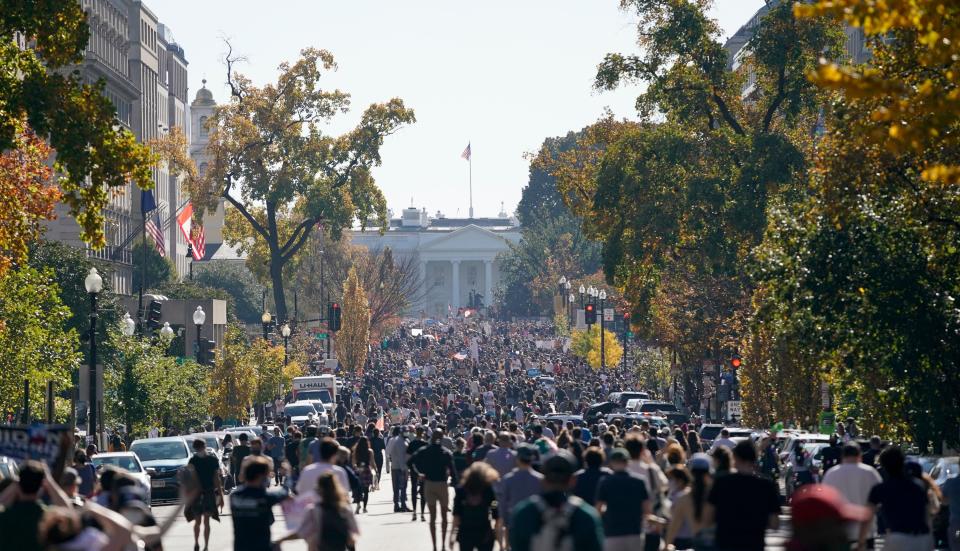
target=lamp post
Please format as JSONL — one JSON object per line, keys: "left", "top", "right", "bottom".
{"left": 186, "top": 244, "right": 194, "bottom": 281}
{"left": 281, "top": 323, "right": 291, "bottom": 366}
{"left": 159, "top": 322, "right": 174, "bottom": 341}
{"left": 193, "top": 306, "right": 206, "bottom": 363}
{"left": 568, "top": 293, "right": 575, "bottom": 329}
{"left": 599, "top": 289, "right": 607, "bottom": 369}
{"left": 121, "top": 312, "right": 136, "bottom": 337}
{"left": 84, "top": 267, "right": 103, "bottom": 447}
{"left": 261, "top": 311, "right": 272, "bottom": 340}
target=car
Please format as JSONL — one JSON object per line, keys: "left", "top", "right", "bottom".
{"left": 543, "top": 413, "right": 584, "bottom": 427}
{"left": 930, "top": 456, "right": 959, "bottom": 487}
{"left": 634, "top": 401, "right": 688, "bottom": 425}
{"left": 91, "top": 451, "right": 151, "bottom": 504}
{"left": 284, "top": 401, "right": 325, "bottom": 427}
{"left": 698, "top": 424, "right": 725, "bottom": 446}
{"left": 607, "top": 391, "right": 651, "bottom": 408}
{"left": 129, "top": 436, "right": 191, "bottom": 503}
{"left": 584, "top": 401, "right": 621, "bottom": 424}
{"left": 778, "top": 434, "right": 831, "bottom": 499}
{"left": 604, "top": 412, "right": 668, "bottom": 430}
{"left": 906, "top": 454, "right": 940, "bottom": 475}
{"left": 225, "top": 425, "right": 266, "bottom": 437}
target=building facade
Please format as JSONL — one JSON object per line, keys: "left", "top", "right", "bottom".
{"left": 44, "top": 0, "right": 192, "bottom": 293}
{"left": 349, "top": 207, "right": 521, "bottom": 317}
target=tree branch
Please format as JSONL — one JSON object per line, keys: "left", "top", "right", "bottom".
{"left": 710, "top": 89, "right": 746, "bottom": 136}
{"left": 280, "top": 217, "right": 317, "bottom": 258}
{"left": 222, "top": 176, "right": 268, "bottom": 238}
{"left": 280, "top": 220, "right": 317, "bottom": 262}
{"left": 762, "top": 65, "right": 787, "bottom": 133}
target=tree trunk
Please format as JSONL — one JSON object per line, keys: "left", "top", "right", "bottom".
{"left": 270, "top": 256, "right": 288, "bottom": 322}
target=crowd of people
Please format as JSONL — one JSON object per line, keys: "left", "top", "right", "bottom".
{"left": 1, "top": 317, "right": 956, "bottom": 551}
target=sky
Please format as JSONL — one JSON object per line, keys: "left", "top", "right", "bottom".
{"left": 151, "top": 0, "right": 766, "bottom": 219}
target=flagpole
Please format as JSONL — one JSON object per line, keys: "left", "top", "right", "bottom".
{"left": 138, "top": 205, "right": 146, "bottom": 334}
{"left": 469, "top": 146, "right": 474, "bottom": 219}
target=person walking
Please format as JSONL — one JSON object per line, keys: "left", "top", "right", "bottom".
{"left": 229, "top": 456, "right": 290, "bottom": 551}
{"left": 822, "top": 442, "right": 882, "bottom": 547}
{"left": 861, "top": 446, "right": 934, "bottom": 551}
{"left": 508, "top": 450, "right": 604, "bottom": 551}
{"left": 278, "top": 472, "right": 360, "bottom": 551}
{"left": 186, "top": 438, "right": 222, "bottom": 551}
{"left": 573, "top": 446, "right": 612, "bottom": 507}
{"left": 231, "top": 433, "right": 251, "bottom": 484}
{"left": 407, "top": 426, "right": 429, "bottom": 521}
{"left": 297, "top": 437, "right": 351, "bottom": 501}
{"left": 450, "top": 462, "right": 500, "bottom": 551}
{"left": 370, "top": 427, "right": 386, "bottom": 490}
{"left": 410, "top": 430, "right": 457, "bottom": 551}
{"left": 704, "top": 440, "right": 781, "bottom": 551}
{"left": 352, "top": 436, "right": 374, "bottom": 513}
{"left": 266, "top": 427, "right": 286, "bottom": 486}
{"left": 595, "top": 448, "right": 651, "bottom": 551}
{"left": 386, "top": 426, "right": 410, "bottom": 512}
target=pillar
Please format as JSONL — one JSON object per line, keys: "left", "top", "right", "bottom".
{"left": 451, "top": 260, "right": 461, "bottom": 310}
{"left": 419, "top": 260, "right": 428, "bottom": 311}
{"left": 484, "top": 259, "right": 493, "bottom": 308}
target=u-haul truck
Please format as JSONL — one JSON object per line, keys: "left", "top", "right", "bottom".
{"left": 292, "top": 375, "right": 336, "bottom": 414}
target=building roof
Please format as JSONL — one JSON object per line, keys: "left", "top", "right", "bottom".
{"left": 192, "top": 79, "right": 215, "bottom": 106}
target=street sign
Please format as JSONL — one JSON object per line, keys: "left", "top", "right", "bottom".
{"left": 821, "top": 381, "right": 830, "bottom": 410}
{"left": 575, "top": 309, "right": 586, "bottom": 330}
{"left": 603, "top": 308, "right": 615, "bottom": 322}
{"left": 315, "top": 332, "right": 328, "bottom": 340}
{"left": 819, "top": 411, "right": 836, "bottom": 434}
{"left": 727, "top": 400, "right": 742, "bottom": 419}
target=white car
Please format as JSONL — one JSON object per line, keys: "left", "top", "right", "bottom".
{"left": 91, "top": 451, "right": 152, "bottom": 505}
{"left": 284, "top": 401, "right": 328, "bottom": 426}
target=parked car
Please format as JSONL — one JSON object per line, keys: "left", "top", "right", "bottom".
{"left": 607, "top": 391, "right": 650, "bottom": 408}
{"left": 698, "top": 424, "right": 725, "bottom": 447}
{"left": 633, "top": 401, "right": 688, "bottom": 425}
{"left": 931, "top": 456, "right": 960, "bottom": 487}
{"left": 91, "top": 451, "right": 151, "bottom": 504}
{"left": 0, "top": 456, "right": 19, "bottom": 482}
{"left": 584, "top": 401, "right": 621, "bottom": 424}
{"left": 543, "top": 413, "right": 584, "bottom": 427}
{"left": 129, "top": 436, "right": 191, "bottom": 503}
{"left": 284, "top": 401, "right": 325, "bottom": 427}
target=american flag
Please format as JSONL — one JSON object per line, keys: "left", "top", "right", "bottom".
{"left": 460, "top": 142, "right": 471, "bottom": 161}
{"left": 191, "top": 224, "right": 206, "bottom": 261}
{"left": 141, "top": 190, "right": 165, "bottom": 255}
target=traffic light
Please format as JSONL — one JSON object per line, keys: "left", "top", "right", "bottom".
{"left": 329, "top": 302, "right": 342, "bottom": 332}
{"left": 146, "top": 300, "right": 162, "bottom": 331}
{"left": 199, "top": 339, "right": 216, "bottom": 366}
{"left": 730, "top": 354, "right": 742, "bottom": 369}
{"left": 584, "top": 303, "right": 596, "bottom": 325}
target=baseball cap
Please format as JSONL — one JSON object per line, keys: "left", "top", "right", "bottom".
{"left": 688, "top": 452, "right": 712, "bottom": 472}
{"left": 791, "top": 484, "right": 872, "bottom": 526}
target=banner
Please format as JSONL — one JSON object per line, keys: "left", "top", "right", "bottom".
{"left": 526, "top": 368, "right": 541, "bottom": 377}
{"left": 469, "top": 338, "right": 479, "bottom": 361}
{"left": 0, "top": 424, "right": 69, "bottom": 467}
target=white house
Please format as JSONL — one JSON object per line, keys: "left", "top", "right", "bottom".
{"left": 349, "top": 206, "right": 521, "bottom": 316}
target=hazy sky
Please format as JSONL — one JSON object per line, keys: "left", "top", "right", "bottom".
{"left": 151, "top": 1, "right": 765, "bottom": 219}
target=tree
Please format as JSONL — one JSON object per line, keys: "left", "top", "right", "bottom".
{"left": 246, "top": 338, "right": 303, "bottom": 410}
{"left": 208, "top": 325, "right": 257, "bottom": 422}
{"left": 103, "top": 330, "right": 208, "bottom": 436}
{"left": 0, "top": 124, "right": 58, "bottom": 273}
{"left": 132, "top": 239, "right": 175, "bottom": 292}
{"left": 570, "top": 325, "right": 623, "bottom": 370}
{"left": 335, "top": 267, "right": 370, "bottom": 375}
{"left": 0, "top": 265, "right": 81, "bottom": 422}
{"left": 0, "top": 2, "right": 155, "bottom": 248}
{"left": 193, "top": 261, "right": 265, "bottom": 324}
{"left": 547, "top": 1, "right": 842, "bottom": 410}
{"left": 197, "top": 46, "right": 415, "bottom": 322}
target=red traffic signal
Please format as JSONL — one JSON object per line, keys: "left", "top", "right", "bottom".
{"left": 731, "top": 355, "right": 742, "bottom": 369}
{"left": 584, "top": 303, "right": 597, "bottom": 325}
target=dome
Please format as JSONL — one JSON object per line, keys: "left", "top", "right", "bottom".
{"left": 192, "top": 79, "right": 215, "bottom": 106}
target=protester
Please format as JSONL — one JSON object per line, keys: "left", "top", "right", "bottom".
{"left": 822, "top": 442, "right": 883, "bottom": 546}
{"left": 352, "top": 436, "right": 375, "bottom": 513}
{"left": 862, "top": 446, "right": 933, "bottom": 550}
{"left": 410, "top": 429, "right": 457, "bottom": 551}
{"left": 705, "top": 440, "right": 781, "bottom": 551}
{"left": 451, "top": 462, "right": 500, "bottom": 551}
{"left": 297, "top": 437, "right": 351, "bottom": 500}
{"left": 595, "top": 447, "right": 651, "bottom": 550}
{"left": 278, "top": 472, "right": 359, "bottom": 551}
{"left": 229, "top": 456, "right": 290, "bottom": 551}
{"left": 186, "top": 438, "right": 223, "bottom": 551}
{"left": 573, "top": 446, "right": 611, "bottom": 507}
{"left": 789, "top": 484, "right": 872, "bottom": 551}
{"left": 386, "top": 426, "right": 410, "bottom": 512}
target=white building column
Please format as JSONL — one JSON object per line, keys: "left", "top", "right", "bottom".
{"left": 451, "top": 260, "right": 461, "bottom": 309}
{"left": 484, "top": 259, "right": 493, "bottom": 307}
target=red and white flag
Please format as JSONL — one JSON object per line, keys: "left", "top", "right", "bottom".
{"left": 177, "top": 202, "right": 194, "bottom": 247}
{"left": 460, "top": 142, "right": 471, "bottom": 161}
{"left": 191, "top": 224, "right": 206, "bottom": 261}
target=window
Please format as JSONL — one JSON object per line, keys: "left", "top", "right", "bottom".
{"left": 198, "top": 162, "right": 207, "bottom": 177}
{"left": 199, "top": 116, "right": 208, "bottom": 137}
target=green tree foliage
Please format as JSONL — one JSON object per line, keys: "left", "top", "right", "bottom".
{"left": 28, "top": 240, "right": 122, "bottom": 336}
{"left": 193, "top": 261, "right": 264, "bottom": 324}
{"left": 200, "top": 46, "right": 415, "bottom": 322}
{"left": 0, "top": 1, "right": 155, "bottom": 248}
{"left": 749, "top": 12, "right": 960, "bottom": 446}
{"left": 132, "top": 239, "right": 175, "bottom": 293}
{"left": 570, "top": 325, "right": 623, "bottom": 370}
{"left": 0, "top": 265, "right": 81, "bottom": 422}
{"left": 209, "top": 325, "right": 257, "bottom": 422}
{"left": 103, "top": 330, "right": 208, "bottom": 436}
{"left": 336, "top": 267, "right": 370, "bottom": 375}
{"left": 551, "top": 1, "right": 842, "bottom": 412}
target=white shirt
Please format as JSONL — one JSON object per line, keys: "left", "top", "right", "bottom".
{"left": 297, "top": 461, "right": 350, "bottom": 498}
{"left": 823, "top": 461, "right": 882, "bottom": 540}
{"left": 710, "top": 437, "right": 736, "bottom": 450}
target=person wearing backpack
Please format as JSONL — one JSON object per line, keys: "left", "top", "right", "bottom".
{"left": 277, "top": 471, "right": 359, "bottom": 551}
{"left": 509, "top": 449, "right": 604, "bottom": 551}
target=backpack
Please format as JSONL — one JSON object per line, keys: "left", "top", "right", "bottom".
{"left": 529, "top": 495, "right": 577, "bottom": 551}
{"left": 317, "top": 505, "right": 350, "bottom": 551}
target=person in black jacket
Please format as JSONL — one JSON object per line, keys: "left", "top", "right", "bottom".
{"left": 411, "top": 430, "right": 457, "bottom": 551}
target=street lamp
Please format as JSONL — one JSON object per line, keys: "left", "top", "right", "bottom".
{"left": 261, "top": 311, "right": 272, "bottom": 340}
{"left": 568, "top": 293, "right": 575, "bottom": 329}
{"left": 121, "top": 312, "right": 136, "bottom": 337}
{"left": 193, "top": 306, "right": 206, "bottom": 363}
{"left": 598, "top": 289, "right": 607, "bottom": 369}
{"left": 281, "top": 323, "right": 291, "bottom": 366}
{"left": 159, "top": 322, "right": 174, "bottom": 341}
{"left": 84, "top": 267, "right": 103, "bottom": 447}
{"left": 578, "top": 284, "right": 586, "bottom": 309}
